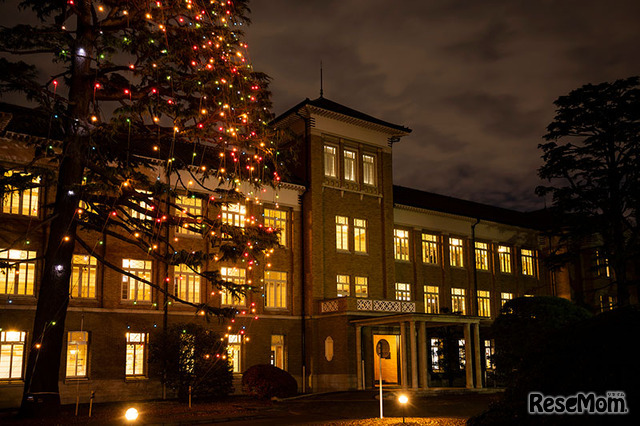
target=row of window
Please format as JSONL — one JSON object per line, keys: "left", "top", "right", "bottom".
{"left": 1, "top": 185, "right": 289, "bottom": 248}
{"left": 324, "top": 145, "right": 376, "bottom": 186}
{"left": 335, "top": 275, "right": 514, "bottom": 317}
{"left": 0, "top": 330, "right": 288, "bottom": 380}
{"left": 0, "top": 251, "right": 288, "bottom": 309}
{"left": 393, "top": 231, "right": 538, "bottom": 277}
{"left": 430, "top": 338, "right": 496, "bottom": 372}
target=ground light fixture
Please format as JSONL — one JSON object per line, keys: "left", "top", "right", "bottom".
{"left": 125, "top": 407, "right": 139, "bottom": 421}
{"left": 398, "top": 394, "right": 409, "bottom": 424}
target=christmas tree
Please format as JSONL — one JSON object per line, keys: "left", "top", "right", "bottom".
{"left": 0, "top": 0, "right": 282, "bottom": 416}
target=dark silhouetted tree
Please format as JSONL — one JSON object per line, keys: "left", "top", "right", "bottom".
{"left": 0, "top": 0, "right": 282, "bottom": 416}
{"left": 537, "top": 77, "right": 640, "bottom": 308}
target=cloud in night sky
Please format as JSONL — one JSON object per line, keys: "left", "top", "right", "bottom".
{"left": 244, "top": 0, "right": 640, "bottom": 211}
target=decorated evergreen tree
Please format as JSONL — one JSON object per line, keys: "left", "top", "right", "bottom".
{"left": 0, "top": 0, "right": 282, "bottom": 416}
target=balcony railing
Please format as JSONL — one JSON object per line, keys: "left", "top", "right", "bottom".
{"left": 320, "top": 297, "right": 416, "bottom": 314}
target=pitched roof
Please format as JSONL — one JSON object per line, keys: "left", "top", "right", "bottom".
{"left": 273, "top": 96, "right": 412, "bottom": 134}
{"left": 393, "top": 185, "right": 546, "bottom": 229}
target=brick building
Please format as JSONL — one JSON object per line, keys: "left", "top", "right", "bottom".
{"left": 1, "top": 97, "right": 561, "bottom": 407}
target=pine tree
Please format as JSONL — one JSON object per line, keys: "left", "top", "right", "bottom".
{"left": 0, "top": 0, "right": 282, "bottom": 416}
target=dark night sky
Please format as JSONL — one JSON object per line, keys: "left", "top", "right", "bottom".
{"left": 244, "top": 0, "right": 640, "bottom": 211}
{"left": 2, "top": 1, "right": 640, "bottom": 211}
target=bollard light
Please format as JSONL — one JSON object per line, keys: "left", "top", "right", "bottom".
{"left": 398, "top": 394, "right": 409, "bottom": 424}
{"left": 125, "top": 407, "right": 139, "bottom": 421}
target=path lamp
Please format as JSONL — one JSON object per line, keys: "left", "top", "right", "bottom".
{"left": 398, "top": 394, "right": 409, "bottom": 424}
{"left": 125, "top": 407, "right": 139, "bottom": 422}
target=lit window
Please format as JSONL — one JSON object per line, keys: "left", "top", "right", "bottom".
{"left": 475, "top": 242, "right": 489, "bottom": 270}
{"left": 66, "top": 331, "right": 88, "bottom": 378}
{"left": 265, "top": 270, "right": 287, "bottom": 309}
{"left": 121, "top": 259, "right": 152, "bottom": 302}
{"left": 430, "top": 338, "right": 443, "bottom": 372}
{"left": 343, "top": 149, "right": 357, "bottom": 182}
{"left": 220, "top": 267, "right": 246, "bottom": 306}
{"left": 498, "top": 246, "right": 512, "bottom": 273}
{"left": 176, "top": 195, "right": 202, "bottom": 236}
{"left": 264, "top": 208, "right": 287, "bottom": 247}
{"left": 221, "top": 203, "right": 246, "bottom": 227}
{"left": 521, "top": 249, "right": 537, "bottom": 276}
{"left": 595, "top": 250, "right": 611, "bottom": 278}
{"left": 477, "top": 290, "right": 491, "bottom": 317}
{"left": 130, "top": 190, "right": 153, "bottom": 220}
{"left": 422, "top": 234, "right": 438, "bottom": 264}
{"left": 362, "top": 154, "right": 376, "bottom": 186}
{"left": 484, "top": 339, "right": 495, "bottom": 370}
{"left": 458, "top": 339, "right": 466, "bottom": 370}
{"left": 395, "top": 283, "right": 411, "bottom": 301}
{"left": 270, "top": 335, "right": 285, "bottom": 370}
{"left": 336, "top": 216, "right": 349, "bottom": 251}
{"left": 125, "top": 332, "right": 147, "bottom": 377}
{"left": 324, "top": 145, "right": 337, "bottom": 178}
{"left": 500, "top": 292, "right": 513, "bottom": 307}
{"left": 355, "top": 276, "right": 368, "bottom": 298}
{"left": 227, "top": 334, "right": 242, "bottom": 373}
{"left": 0, "top": 331, "right": 26, "bottom": 380}
{"left": 71, "top": 254, "right": 97, "bottom": 299}
{"left": 599, "top": 294, "right": 617, "bottom": 312}
{"left": 451, "top": 288, "right": 466, "bottom": 315}
{"left": 336, "top": 274, "right": 350, "bottom": 297}
{"left": 449, "top": 238, "right": 464, "bottom": 267}
{"left": 0, "top": 249, "right": 36, "bottom": 296}
{"left": 424, "top": 285, "right": 439, "bottom": 314}
{"left": 353, "top": 218, "right": 367, "bottom": 253}
{"left": 394, "top": 229, "right": 409, "bottom": 261}
{"left": 1, "top": 172, "right": 39, "bottom": 217}
{"left": 174, "top": 264, "right": 201, "bottom": 304}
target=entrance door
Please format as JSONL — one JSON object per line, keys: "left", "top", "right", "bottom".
{"left": 373, "top": 334, "right": 399, "bottom": 384}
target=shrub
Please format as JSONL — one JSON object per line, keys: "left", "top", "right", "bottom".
{"left": 150, "top": 323, "right": 233, "bottom": 402}
{"left": 242, "top": 364, "right": 297, "bottom": 399}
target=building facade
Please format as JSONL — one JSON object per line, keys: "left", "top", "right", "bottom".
{"left": 1, "top": 98, "right": 559, "bottom": 407}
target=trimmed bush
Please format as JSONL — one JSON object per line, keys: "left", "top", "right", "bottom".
{"left": 242, "top": 364, "right": 297, "bottom": 399}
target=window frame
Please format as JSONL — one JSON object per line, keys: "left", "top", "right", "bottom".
{"left": 335, "top": 216, "right": 349, "bottom": 251}
{"left": 451, "top": 287, "right": 466, "bottom": 315}
{"left": 521, "top": 248, "right": 537, "bottom": 277}
{"left": 353, "top": 218, "right": 367, "bottom": 253}
{"left": 343, "top": 149, "right": 357, "bottom": 182}
{"left": 0, "top": 330, "right": 26, "bottom": 380}
{"left": 1, "top": 172, "right": 40, "bottom": 217}
{"left": 71, "top": 254, "right": 97, "bottom": 299}
{"left": 394, "top": 229, "right": 410, "bottom": 261}
{"left": 336, "top": 274, "right": 350, "bottom": 297}
{"left": 264, "top": 208, "right": 288, "bottom": 247}
{"left": 449, "top": 237, "right": 464, "bottom": 267}
{"left": 220, "top": 266, "right": 246, "bottom": 306}
{"left": 395, "top": 282, "right": 411, "bottom": 301}
{"left": 174, "top": 264, "right": 201, "bottom": 304}
{"left": 422, "top": 233, "right": 438, "bottom": 264}
{"left": 125, "top": 332, "right": 148, "bottom": 378}
{"left": 264, "top": 270, "right": 287, "bottom": 309}
{"left": 474, "top": 241, "right": 489, "bottom": 271}
{"left": 362, "top": 153, "right": 376, "bottom": 186}
{"left": 324, "top": 144, "right": 338, "bottom": 178}
{"left": 424, "top": 285, "right": 440, "bottom": 314}
{"left": 175, "top": 194, "right": 203, "bottom": 236}
{"left": 498, "top": 245, "right": 512, "bottom": 274}
{"left": 66, "top": 331, "right": 89, "bottom": 379}
{"left": 0, "top": 249, "right": 37, "bottom": 296}
{"left": 121, "top": 258, "right": 153, "bottom": 303}
{"left": 477, "top": 290, "right": 491, "bottom": 317}
{"left": 355, "top": 276, "right": 368, "bottom": 298}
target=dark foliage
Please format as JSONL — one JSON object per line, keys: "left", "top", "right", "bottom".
{"left": 471, "top": 303, "right": 639, "bottom": 425}
{"left": 537, "top": 77, "right": 640, "bottom": 307}
{"left": 150, "top": 323, "right": 233, "bottom": 402}
{"left": 241, "top": 364, "right": 297, "bottom": 399}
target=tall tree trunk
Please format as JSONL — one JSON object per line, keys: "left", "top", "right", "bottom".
{"left": 20, "top": 5, "right": 94, "bottom": 416}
